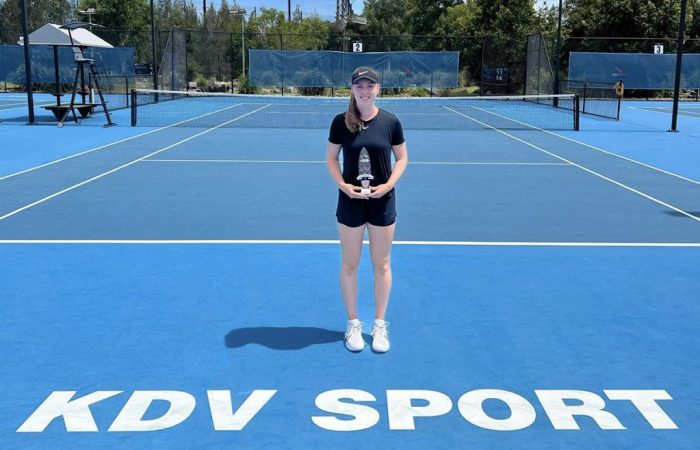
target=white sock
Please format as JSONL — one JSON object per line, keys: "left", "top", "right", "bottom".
{"left": 374, "top": 319, "right": 386, "bottom": 327}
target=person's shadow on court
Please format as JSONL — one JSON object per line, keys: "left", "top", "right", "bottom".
{"left": 225, "top": 327, "right": 345, "bottom": 350}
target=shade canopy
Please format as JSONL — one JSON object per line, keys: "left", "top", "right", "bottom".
{"left": 17, "top": 23, "right": 113, "bottom": 48}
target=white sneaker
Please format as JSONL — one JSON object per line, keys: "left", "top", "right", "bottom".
{"left": 371, "top": 320, "right": 390, "bottom": 353}
{"left": 345, "top": 320, "right": 365, "bottom": 352}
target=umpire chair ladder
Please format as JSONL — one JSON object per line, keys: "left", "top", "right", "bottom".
{"left": 59, "top": 22, "right": 115, "bottom": 127}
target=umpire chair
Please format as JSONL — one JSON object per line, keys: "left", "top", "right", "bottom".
{"left": 57, "top": 22, "right": 115, "bottom": 127}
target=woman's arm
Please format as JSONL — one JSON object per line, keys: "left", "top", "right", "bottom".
{"left": 368, "top": 142, "right": 407, "bottom": 199}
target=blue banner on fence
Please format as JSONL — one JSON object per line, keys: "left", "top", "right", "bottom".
{"left": 249, "top": 50, "right": 459, "bottom": 89}
{"left": 568, "top": 52, "right": 700, "bottom": 89}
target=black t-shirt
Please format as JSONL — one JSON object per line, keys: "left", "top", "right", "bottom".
{"left": 328, "top": 109, "right": 405, "bottom": 186}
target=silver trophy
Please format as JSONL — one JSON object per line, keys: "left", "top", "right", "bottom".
{"left": 357, "top": 147, "right": 374, "bottom": 195}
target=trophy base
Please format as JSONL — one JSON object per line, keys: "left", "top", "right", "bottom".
{"left": 360, "top": 188, "right": 371, "bottom": 195}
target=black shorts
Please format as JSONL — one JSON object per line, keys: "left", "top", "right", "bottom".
{"left": 336, "top": 189, "right": 397, "bottom": 227}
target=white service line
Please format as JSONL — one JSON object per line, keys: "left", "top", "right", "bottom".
{"left": 0, "top": 102, "right": 250, "bottom": 182}
{"left": 0, "top": 239, "right": 698, "bottom": 247}
{"left": 444, "top": 105, "right": 700, "bottom": 223}
{"left": 0, "top": 104, "right": 272, "bottom": 222}
{"left": 142, "top": 159, "right": 570, "bottom": 166}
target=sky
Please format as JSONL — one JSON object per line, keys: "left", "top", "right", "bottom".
{"left": 197, "top": 0, "right": 550, "bottom": 22}
{"left": 199, "top": 0, "right": 354, "bottom": 21}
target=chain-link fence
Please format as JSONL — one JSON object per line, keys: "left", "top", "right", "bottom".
{"left": 3, "top": 26, "right": 700, "bottom": 98}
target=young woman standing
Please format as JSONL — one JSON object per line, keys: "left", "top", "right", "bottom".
{"left": 325, "top": 66, "right": 408, "bottom": 353}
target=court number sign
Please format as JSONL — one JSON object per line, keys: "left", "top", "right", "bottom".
{"left": 654, "top": 44, "right": 664, "bottom": 54}
{"left": 353, "top": 42, "right": 363, "bottom": 53}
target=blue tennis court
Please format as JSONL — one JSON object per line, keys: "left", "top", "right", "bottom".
{"left": 1, "top": 96, "right": 699, "bottom": 449}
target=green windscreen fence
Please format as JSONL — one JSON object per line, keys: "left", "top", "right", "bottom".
{"left": 249, "top": 50, "right": 459, "bottom": 89}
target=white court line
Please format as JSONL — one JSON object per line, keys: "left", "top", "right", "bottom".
{"left": 0, "top": 101, "right": 42, "bottom": 107}
{"left": 0, "top": 239, "right": 698, "bottom": 247}
{"left": 144, "top": 159, "right": 327, "bottom": 164}
{"left": 0, "top": 105, "right": 272, "bottom": 222}
{"left": 485, "top": 108, "right": 700, "bottom": 186}
{"left": 0, "top": 101, "right": 55, "bottom": 110}
{"left": 408, "top": 161, "right": 569, "bottom": 166}
{"left": 678, "top": 110, "right": 700, "bottom": 118}
{"left": 629, "top": 106, "right": 700, "bottom": 119}
{"left": 467, "top": 105, "right": 700, "bottom": 185}
{"left": 142, "top": 159, "right": 570, "bottom": 166}
{"left": 444, "top": 105, "right": 700, "bottom": 224}
{"left": 628, "top": 106, "right": 673, "bottom": 116}
{"left": 0, "top": 102, "right": 252, "bottom": 182}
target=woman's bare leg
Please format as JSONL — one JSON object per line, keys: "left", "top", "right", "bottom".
{"left": 367, "top": 223, "right": 395, "bottom": 320}
{"left": 338, "top": 223, "right": 366, "bottom": 320}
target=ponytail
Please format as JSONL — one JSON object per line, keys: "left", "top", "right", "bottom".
{"left": 345, "top": 95, "right": 364, "bottom": 133}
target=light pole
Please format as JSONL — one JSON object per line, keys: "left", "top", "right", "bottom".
{"left": 554, "top": 0, "right": 563, "bottom": 95}
{"left": 232, "top": 7, "right": 246, "bottom": 79}
{"left": 150, "top": 0, "right": 158, "bottom": 92}
{"left": 78, "top": 7, "right": 96, "bottom": 31}
{"left": 20, "top": 0, "right": 35, "bottom": 123}
{"left": 671, "top": 0, "right": 688, "bottom": 132}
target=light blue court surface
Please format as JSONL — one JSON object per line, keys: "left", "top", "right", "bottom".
{"left": 1, "top": 97, "right": 700, "bottom": 449}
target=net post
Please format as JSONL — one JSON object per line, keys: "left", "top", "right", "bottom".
{"left": 130, "top": 89, "right": 137, "bottom": 126}
{"left": 615, "top": 80, "right": 623, "bottom": 120}
{"left": 573, "top": 94, "right": 580, "bottom": 131}
{"left": 582, "top": 80, "right": 587, "bottom": 114}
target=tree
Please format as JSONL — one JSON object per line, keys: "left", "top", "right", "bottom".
{"left": 157, "top": 0, "right": 198, "bottom": 30}
{"left": 689, "top": 1, "right": 700, "bottom": 53}
{"left": 285, "top": 14, "right": 332, "bottom": 50}
{"left": 436, "top": 1, "right": 481, "bottom": 83}
{"left": 564, "top": 0, "right": 695, "bottom": 53}
{"left": 292, "top": 4, "right": 303, "bottom": 22}
{"left": 408, "top": 0, "right": 463, "bottom": 36}
{"left": 77, "top": 0, "right": 150, "bottom": 33}
{"left": 0, "top": 0, "right": 73, "bottom": 39}
{"left": 363, "top": 0, "right": 411, "bottom": 51}
{"left": 436, "top": 1, "right": 480, "bottom": 36}
{"left": 246, "top": 6, "right": 287, "bottom": 49}
{"left": 473, "top": 0, "right": 539, "bottom": 37}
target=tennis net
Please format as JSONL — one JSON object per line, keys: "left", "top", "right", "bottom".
{"left": 560, "top": 79, "right": 622, "bottom": 120}
{"left": 130, "top": 89, "right": 579, "bottom": 131}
